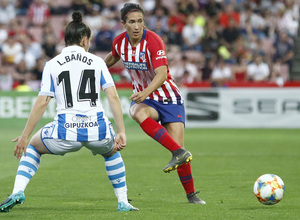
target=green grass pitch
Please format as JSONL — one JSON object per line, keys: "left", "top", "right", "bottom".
{"left": 0, "top": 117, "right": 299, "bottom": 220}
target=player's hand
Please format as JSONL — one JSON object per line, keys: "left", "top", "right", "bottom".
{"left": 114, "top": 132, "right": 126, "bottom": 151}
{"left": 12, "top": 136, "right": 28, "bottom": 159}
{"left": 129, "top": 92, "right": 147, "bottom": 104}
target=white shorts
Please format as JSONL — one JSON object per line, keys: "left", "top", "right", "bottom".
{"left": 40, "top": 123, "right": 115, "bottom": 156}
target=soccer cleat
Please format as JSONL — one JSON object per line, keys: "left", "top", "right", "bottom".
{"left": 117, "top": 201, "right": 139, "bottom": 211}
{"left": 163, "top": 148, "right": 192, "bottom": 173}
{"left": 187, "top": 191, "right": 206, "bottom": 204}
{"left": 0, "top": 191, "right": 25, "bottom": 212}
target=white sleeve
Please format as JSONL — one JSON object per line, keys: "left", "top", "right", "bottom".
{"left": 38, "top": 62, "right": 55, "bottom": 97}
{"left": 99, "top": 59, "right": 115, "bottom": 90}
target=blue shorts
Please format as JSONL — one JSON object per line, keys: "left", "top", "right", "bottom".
{"left": 131, "top": 99, "right": 185, "bottom": 125}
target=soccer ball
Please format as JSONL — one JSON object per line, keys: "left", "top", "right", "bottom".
{"left": 253, "top": 174, "right": 285, "bottom": 205}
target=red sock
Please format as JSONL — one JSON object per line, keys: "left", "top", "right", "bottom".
{"left": 177, "top": 163, "right": 195, "bottom": 195}
{"left": 140, "top": 117, "right": 181, "bottom": 151}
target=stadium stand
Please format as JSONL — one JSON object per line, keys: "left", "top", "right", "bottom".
{"left": 0, "top": 0, "right": 300, "bottom": 91}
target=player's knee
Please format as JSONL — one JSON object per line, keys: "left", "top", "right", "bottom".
{"left": 28, "top": 142, "right": 44, "bottom": 155}
{"left": 130, "top": 108, "right": 142, "bottom": 122}
{"left": 130, "top": 105, "right": 156, "bottom": 124}
{"left": 130, "top": 111, "right": 148, "bottom": 124}
{"left": 102, "top": 148, "right": 118, "bottom": 158}
{"left": 29, "top": 133, "right": 49, "bottom": 155}
{"left": 129, "top": 110, "right": 138, "bottom": 122}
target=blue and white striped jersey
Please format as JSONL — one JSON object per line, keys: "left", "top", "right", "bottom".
{"left": 39, "top": 45, "right": 115, "bottom": 141}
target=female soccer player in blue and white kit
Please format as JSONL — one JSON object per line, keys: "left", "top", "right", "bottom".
{"left": 0, "top": 11, "right": 138, "bottom": 212}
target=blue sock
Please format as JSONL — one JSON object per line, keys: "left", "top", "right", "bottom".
{"left": 13, "top": 145, "right": 41, "bottom": 194}
{"left": 104, "top": 152, "right": 128, "bottom": 203}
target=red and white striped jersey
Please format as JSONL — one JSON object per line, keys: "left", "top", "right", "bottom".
{"left": 112, "top": 29, "right": 183, "bottom": 104}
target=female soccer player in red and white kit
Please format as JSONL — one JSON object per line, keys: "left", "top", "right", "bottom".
{"left": 105, "top": 3, "right": 206, "bottom": 204}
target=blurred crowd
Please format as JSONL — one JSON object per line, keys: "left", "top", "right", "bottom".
{"left": 0, "top": 0, "right": 299, "bottom": 91}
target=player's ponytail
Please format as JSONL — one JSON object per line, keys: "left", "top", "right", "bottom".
{"left": 72, "top": 11, "right": 82, "bottom": 23}
{"left": 64, "top": 11, "right": 91, "bottom": 46}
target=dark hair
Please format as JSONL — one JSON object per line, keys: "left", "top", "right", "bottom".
{"left": 120, "top": 3, "right": 144, "bottom": 22}
{"left": 64, "top": 11, "right": 91, "bottom": 46}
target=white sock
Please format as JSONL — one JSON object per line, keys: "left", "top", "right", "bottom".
{"left": 12, "top": 145, "right": 41, "bottom": 194}
{"left": 104, "top": 152, "right": 128, "bottom": 203}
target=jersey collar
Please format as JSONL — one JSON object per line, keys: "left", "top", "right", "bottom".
{"left": 62, "top": 45, "right": 86, "bottom": 54}
{"left": 126, "top": 29, "right": 147, "bottom": 46}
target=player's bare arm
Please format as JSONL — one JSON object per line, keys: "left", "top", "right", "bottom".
{"left": 104, "top": 52, "right": 120, "bottom": 68}
{"left": 105, "top": 86, "right": 126, "bottom": 151}
{"left": 129, "top": 65, "right": 167, "bottom": 103}
{"left": 13, "top": 95, "right": 51, "bottom": 159}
